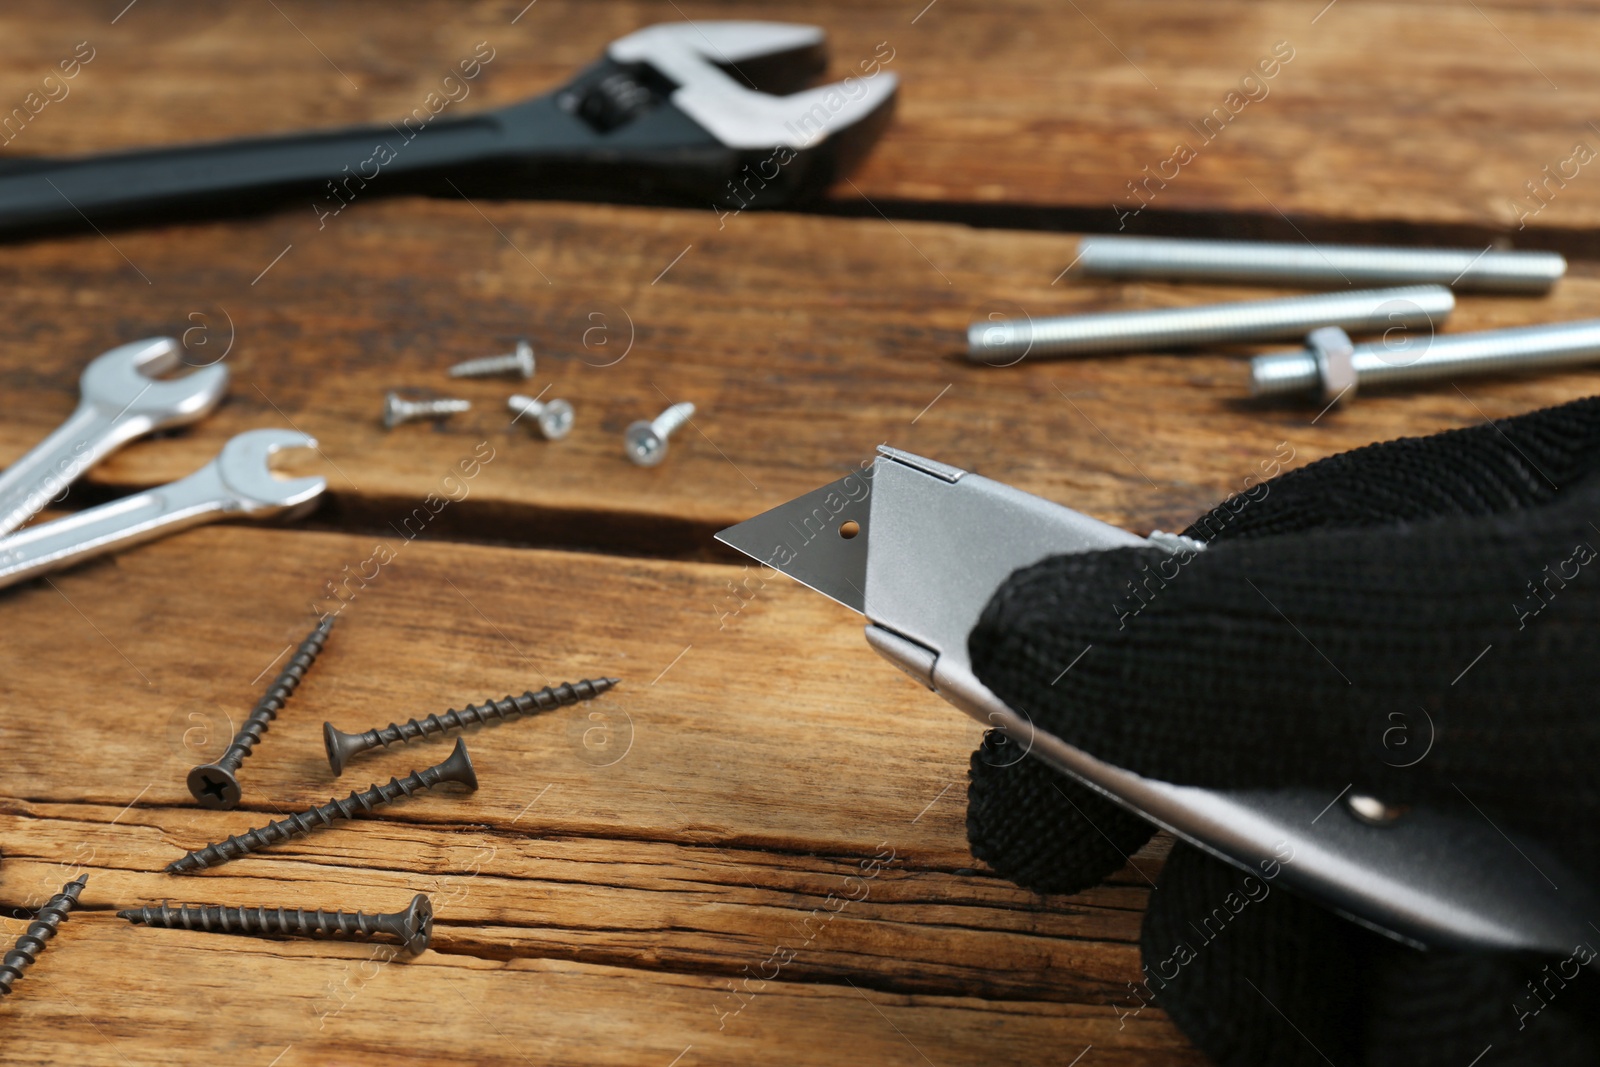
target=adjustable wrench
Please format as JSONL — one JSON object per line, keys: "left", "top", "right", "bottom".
{"left": 0, "top": 337, "right": 229, "bottom": 537}
{"left": 0, "top": 429, "right": 324, "bottom": 591}
{"left": 0, "top": 22, "right": 898, "bottom": 237}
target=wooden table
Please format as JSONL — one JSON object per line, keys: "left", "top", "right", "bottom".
{"left": 2, "top": 3, "right": 1597, "bottom": 1063}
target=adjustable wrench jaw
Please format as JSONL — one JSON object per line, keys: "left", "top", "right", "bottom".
{"left": 477, "top": 21, "right": 899, "bottom": 209}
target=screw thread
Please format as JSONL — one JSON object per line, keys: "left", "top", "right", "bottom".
{"left": 121, "top": 903, "right": 377, "bottom": 938}
{"left": 652, "top": 402, "right": 695, "bottom": 438}
{"left": 218, "top": 616, "right": 334, "bottom": 771}
{"left": 359, "top": 678, "right": 616, "bottom": 758}
{"left": 414, "top": 398, "right": 472, "bottom": 416}
{"left": 167, "top": 742, "right": 476, "bottom": 873}
{"left": 450, "top": 341, "right": 534, "bottom": 379}
{"left": 0, "top": 876, "right": 87, "bottom": 996}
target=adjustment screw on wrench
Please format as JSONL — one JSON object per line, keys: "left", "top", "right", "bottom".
{"left": 1250, "top": 318, "right": 1600, "bottom": 404}
{"left": 166, "top": 738, "right": 478, "bottom": 873}
{"left": 968, "top": 284, "right": 1455, "bottom": 363}
{"left": 119, "top": 893, "right": 435, "bottom": 956}
{"left": 625, "top": 402, "right": 695, "bottom": 466}
{"left": 325, "top": 677, "right": 620, "bottom": 774}
{"left": 508, "top": 394, "right": 575, "bottom": 440}
{"left": 187, "top": 616, "right": 335, "bottom": 810}
{"left": 383, "top": 392, "right": 471, "bottom": 430}
{"left": 0, "top": 876, "right": 87, "bottom": 997}
{"left": 450, "top": 340, "right": 535, "bottom": 380}
{"left": 1073, "top": 236, "right": 1567, "bottom": 294}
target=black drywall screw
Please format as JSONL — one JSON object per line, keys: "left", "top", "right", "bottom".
{"left": 167, "top": 738, "right": 478, "bottom": 874}
{"left": 323, "top": 677, "right": 619, "bottom": 775}
{"left": 188, "top": 616, "right": 335, "bottom": 810}
{"left": 0, "top": 875, "right": 87, "bottom": 997}
{"left": 119, "top": 892, "right": 434, "bottom": 955}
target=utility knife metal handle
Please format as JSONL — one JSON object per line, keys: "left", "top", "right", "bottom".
{"left": 719, "top": 445, "right": 1596, "bottom": 957}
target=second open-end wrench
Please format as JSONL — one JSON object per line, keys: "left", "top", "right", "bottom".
{"left": 0, "top": 337, "right": 229, "bottom": 537}
{"left": 0, "top": 428, "right": 324, "bottom": 592}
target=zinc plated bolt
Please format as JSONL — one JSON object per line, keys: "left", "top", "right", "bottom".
{"left": 449, "top": 340, "right": 535, "bottom": 380}
{"left": 383, "top": 392, "right": 472, "bottom": 429}
{"left": 0, "top": 876, "right": 87, "bottom": 997}
{"left": 325, "top": 677, "right": 619, "bottom": 775}
{"left": 1074, "top": 236, "right": 1567, "bottom": 294}
{"left": 1250, "top": 318, "right": 1600, "bottom": 404}
{"left": 188, "top": 616, "right": 334, "bottom": 810}
{"left": 508, "top": 393, "right": 575, "bottom": 440}
{"left": 166, "top": 738, "right": 478, "bottom": 874}
{"left": 119, "top": 893, "right": 434, "bottom": 955}
{"left": 625, "top": 402, "right": 695, "bottom": 466}
{"left": 967, "top": 284, "right": 1455, "bottom": 363}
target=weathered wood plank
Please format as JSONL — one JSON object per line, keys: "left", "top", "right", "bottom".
{"left": 0, "top": 526, "right": 1191, "bottom": 1061}
{"left": 1, "top": 198, "right": 1597, "bottom": 558}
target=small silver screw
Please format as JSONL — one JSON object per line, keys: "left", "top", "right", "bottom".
{"left": 625, "top": 402, "right": 695, "bottom": 467}
{"left": 508, "top": 393, "right": 574, "bottom": 440}
{"left": 383, "top": 392, "right": 472, "bottom": 429}
{"left": 1250, "top": 318, "right": 1600, "bottom": 404}
{"left": 968, "top": 285, "right": 1455, "bottom": 363}
{"left": 448, "top": 340, "right": 534, "bottom": 380}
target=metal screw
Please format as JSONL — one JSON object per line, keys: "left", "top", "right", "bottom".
{"left": 625, "top": 402, "right": 695, "bottom": 466}
{"left": 1250, "top": 318, "right": 1600, "bottom": 404}
{"left": 449, "top": 340, "right": 535, "bottom": 380}
{"left": 325, "top": 677, "right": 619, "bottom": 775}
{"left": 188, "top": 616, "right": 334, "bottom": 810}
{"left": 383, "top": 392, "right": 472, "bottom": 429}
{"left": 119, "top": 892, "right": 434, "bottom": 956}
{"left": 0, "top": 875, "right": 87, "bottom": 996}
{"left": 166, "top": 738, "right": 478, "bottom": 874}
{"left": 508, "top": 393, "right": 575, "bottom": 440}
{"left": 1074, "top": 236, "right": 1567, "bottom": 294}
{"left": 967, "top": 285, "right": 1455, "bottom": 363}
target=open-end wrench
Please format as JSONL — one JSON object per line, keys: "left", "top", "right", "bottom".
{"left": 0, "top": 429, "right": 324, "bottom": 592}
{"left": 0, "top": 337, "right": 229, "bottom": 537}
{"left": 0, "top": 22, "right": 898, "bottom": 238}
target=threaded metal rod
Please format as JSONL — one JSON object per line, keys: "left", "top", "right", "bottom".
{"left": 968, "top": 285, "right": 1455, "bottom": 362}
{"left": 1250, "top": 318, "right": 1600, "bottom": 400}
{"left": 0, "top": 875, "right": 87, "bottom": 996}
{"left": 118, "top": 893, "right": 434, "bottom": 954}
{"left": 167, "top": 739, "right": 478, "bottom": 874}
{"left": 324, "top": 678, "right": 619, "bottom": 774}
{"left": 188, "top": 616, "right": 334, "bottom": 810}
{"left": 1076, "top": 236, "right": 1566, "bottom": 293}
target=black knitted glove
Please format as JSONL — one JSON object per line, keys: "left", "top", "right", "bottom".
{"left": 965, "top": 395, "right": 1600, "bottom": 1066}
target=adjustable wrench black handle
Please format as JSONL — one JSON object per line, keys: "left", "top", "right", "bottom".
{"left": 0, "top": 58, "right": 746, "bottom": 237}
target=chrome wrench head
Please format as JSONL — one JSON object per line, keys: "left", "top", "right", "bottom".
{"left": 606, "top": 21, "right": 898, "bottom": 151}
{"left": 214, "top": 428, "right": 327, "bottom": 519}
{"left": 0, "top": 336, "right": 229, "bottom": 537}
{"left": 79, "top": 337, "right": 230, "bottom": 427}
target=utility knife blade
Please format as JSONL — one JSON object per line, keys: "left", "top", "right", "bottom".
{"left": 719, "top": 445, "right": 1595, "bottom": 958}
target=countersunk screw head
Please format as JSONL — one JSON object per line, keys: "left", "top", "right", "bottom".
{"left": 625, "top": 401, "right": 695, "bottom": 467}
{"left": 507, "top": 394, "right": 574, "bottom": 440}
{"left": 396, "top": 893, "right": 434, "bottom": 955}
{"left": 187, "top": 764, "right": 242, "bottom": 810}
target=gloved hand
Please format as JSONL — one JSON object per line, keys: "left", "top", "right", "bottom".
{"left": 964, "top": 395, "right": 1600, "bottom": 1066}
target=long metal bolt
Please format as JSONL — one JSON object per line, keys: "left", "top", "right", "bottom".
{"left": 166, "top": 738, "right": 478, "bottom": 874}
{"left": 1074, "top": 236, "right": 1567, "bottom": 294}
{"left": 449, "top": 340, "right": 535, "bottom": 380}
{"left": 188, "top": 616, "right": 334, "bottom": 810}
{"left": 119, "top": 893, "right": 434, "bottom": 955}
{"left": 967, "top": 285, "right": 1455, "bottom": 363}
{"left": 508, "top": 393, "right": 575, "bottom": 440}
{"left": 1250, "top": 318, "right": 1600, "bottom": 404}
{"left": 383, "top": 392, "right": 472, "bottom": 429}
{"left": 625, "top": 402, "right": 695, "bottom": 466}
{"left": 0, "top": 875, "right": 87, "bottom": 996}
{"left": 325, "top": 677, "right": 619, "bottom": 775}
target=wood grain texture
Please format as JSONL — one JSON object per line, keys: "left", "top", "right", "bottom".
{"left": 5, "top": 0, "right": 1600, "bottom": 244}
{"left": 2, "top": 197, "right": 1599, "bottom": 559}
{"left": 0, "top": 527, "right": 1197, "bottom": 1064}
